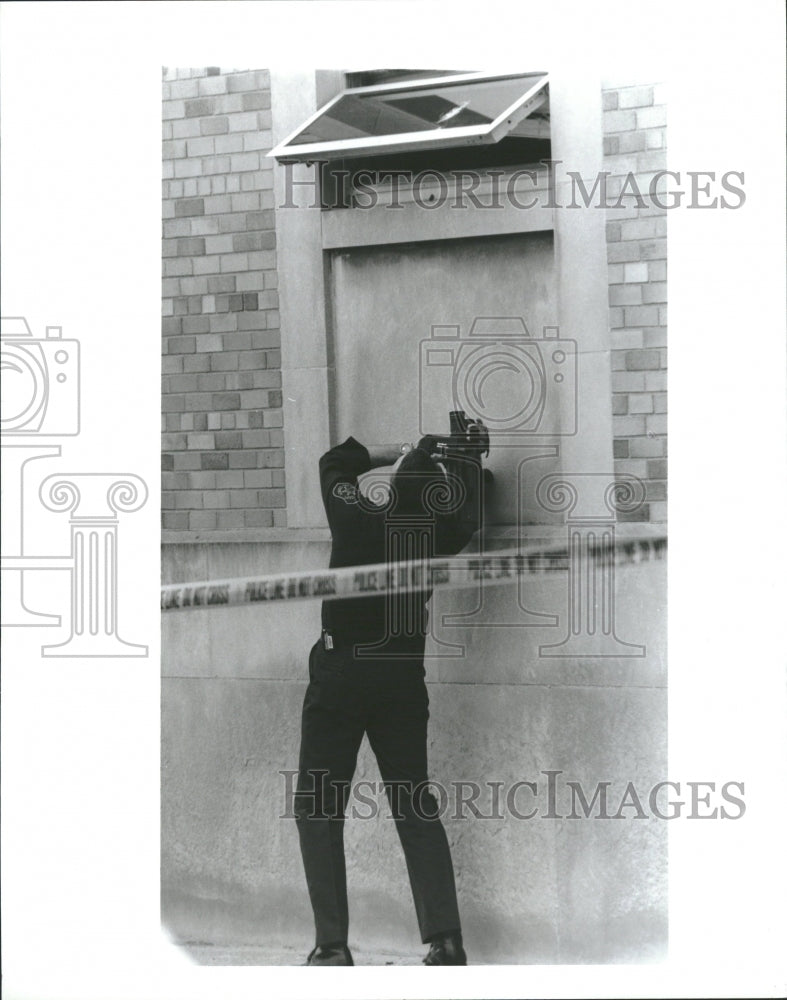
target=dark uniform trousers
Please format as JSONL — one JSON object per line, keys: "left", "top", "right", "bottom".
{"left": 294, "top": 638, "right": 461, "bottom": 946}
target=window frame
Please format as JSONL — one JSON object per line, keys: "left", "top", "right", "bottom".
{"left": 269, "top": 70, "right": 550, "bottom": 163}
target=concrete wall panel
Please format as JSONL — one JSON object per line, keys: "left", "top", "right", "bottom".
{"left": 162, "top": 540, "right": 328, "bottom": 679}
{"left": 161, "top": 545, "right": 666, "bottom": 963}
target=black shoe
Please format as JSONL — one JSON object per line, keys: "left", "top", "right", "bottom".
{"left": 423, "top": 931, "right": 467, "bottom": 965}
{"left": 305, "top": 943, "right": 354, "bottom": 966}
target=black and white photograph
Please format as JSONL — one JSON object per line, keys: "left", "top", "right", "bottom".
{"left": 1, "top": 2, "right": 786, "bottom": 998}
{"left": 160, "top": 65, "right": 672, "bottom": 967}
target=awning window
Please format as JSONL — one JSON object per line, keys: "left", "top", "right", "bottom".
{"left": 270, "top": 71, "right": 549, "bottom": 163}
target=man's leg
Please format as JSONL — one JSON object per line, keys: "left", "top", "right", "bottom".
{"left": 295, "top": 644, "right": 364, "bottom": 948}
{"left": 365, "top": 670, "right": 462, "bottom": 944}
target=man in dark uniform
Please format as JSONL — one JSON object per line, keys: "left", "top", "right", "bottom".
{"left": 294, "top": 435, "right": 477, "bottom": 966}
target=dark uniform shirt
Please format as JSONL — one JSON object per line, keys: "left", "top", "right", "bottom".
{"left": 319, "top": 437, "right": 476, "bottom": 648}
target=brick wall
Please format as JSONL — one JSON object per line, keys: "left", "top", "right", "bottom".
{"left": 603, "top": 82, "right": 667, "bottom": 523}
{"left": 161, "top": 67, "right": 285, "bottom": 533}
{"left": 161, "top": 72, "right": 666, "bottom": 530}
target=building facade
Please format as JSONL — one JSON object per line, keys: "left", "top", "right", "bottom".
{"left": 161, "top": 67, "right": 667, "bottom": 963}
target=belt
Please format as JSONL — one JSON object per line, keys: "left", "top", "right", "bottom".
{"left": 321, "top": 628, "right": 426, "bottom": 653}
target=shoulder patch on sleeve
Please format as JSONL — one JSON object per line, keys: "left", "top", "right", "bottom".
{"left": 332, "top": 482, "right": 360, "bottom": 504}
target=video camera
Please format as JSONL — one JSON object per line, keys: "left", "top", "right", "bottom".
{"left": 421, "top": 410, "right": 492, "bottom": 539}
{"left": 428, "top": 409, "right": 491, "bottom": 463}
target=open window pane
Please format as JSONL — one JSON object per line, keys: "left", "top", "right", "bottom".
{"left": 271, "top": 71, "right": 549, "bottom": 162}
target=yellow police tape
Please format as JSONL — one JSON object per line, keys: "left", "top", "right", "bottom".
{"left": 160, "top": 537, "right": 666, "bottom": 612}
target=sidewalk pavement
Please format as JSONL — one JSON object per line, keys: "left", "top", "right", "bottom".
{"left": 181, "top": 943, "right": 422, "bottom": 966}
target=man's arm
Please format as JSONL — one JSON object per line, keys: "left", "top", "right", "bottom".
{"left": 367, "top": 435, "right": 442, "bottom": 469}
{"left": 365, "top": 443, "right": 411, "bottom": 469}
{"left": 319, "top": 438, "right": 410, "bottom": 532}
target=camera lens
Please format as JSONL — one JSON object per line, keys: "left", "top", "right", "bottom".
{"left": 454, "top": 344, "right": 543, "bottom": 430}
{"left": 0, "top": 346, "right": 47, "bottom": 430}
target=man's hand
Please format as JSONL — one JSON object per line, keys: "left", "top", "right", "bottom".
{"left": 416, "top": 435, "right": 439, "bottom": 457}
